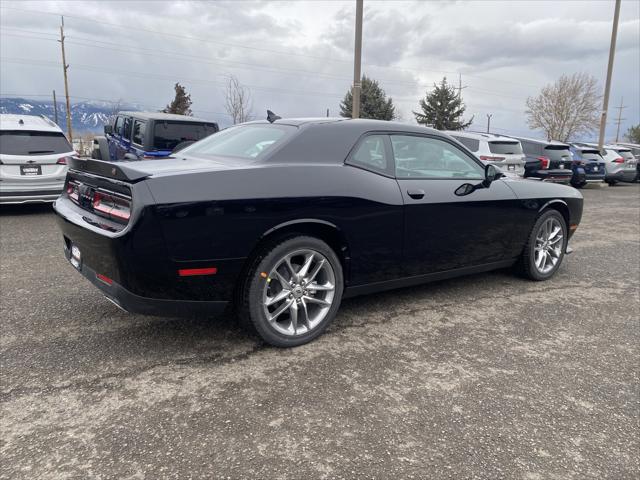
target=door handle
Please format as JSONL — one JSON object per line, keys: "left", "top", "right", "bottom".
{"left": 407, "top": 189, "right": 425, "bottom": 199}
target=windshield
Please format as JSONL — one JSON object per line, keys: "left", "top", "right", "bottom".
{"left": 488, "top": 141, "right": 522, "bottom": 155}
{"left": 544, "top": 146, "right": 571, "bottom": 161}
{"left": 581, "top": 152, "right": 602, "bottom": 161}
{"left": 153, "top": 121, "right": 218, "bottom": 151}
{"left": 182, "top": 124, "right": 294, "bottom": 160}
{"left": 0, "top": 130, "right": 72, "bottom": 155}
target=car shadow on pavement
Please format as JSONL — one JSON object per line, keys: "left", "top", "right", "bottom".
{"left": 0, "top": 203, "right": 55, "bottom": 216}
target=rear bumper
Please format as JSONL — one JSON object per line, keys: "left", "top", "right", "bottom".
{"left": 606, "top": 170, "right": 636, "bottom": 183}
{"left": 531, "top": 170, "right": 572, "bottom": 183}
{"left": 63, "top": 243, "right": 228, "bottom": 317}
{"left": 0, "top": 188, "right": 62, "bottom": 204}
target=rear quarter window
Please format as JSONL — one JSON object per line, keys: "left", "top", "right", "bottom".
{"left": 451, "top": 136, "right": 480, "bottom": 152}
{"left": 0, "top": 130, "right": 72, "bottom": 155}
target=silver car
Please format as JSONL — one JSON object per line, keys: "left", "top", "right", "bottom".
{"left": 0, "top": 114, "right": 74, "bottom": 204}
{"left": 574, "top": 142, "right": 637, "bottom": 185}
{"left": 445, "top": 131, "right": 527, "bottom": 178}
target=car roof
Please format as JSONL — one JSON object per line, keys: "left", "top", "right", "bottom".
{"left": 117, "top": 111, "right": 217, "bottom": 123}
{"left": 246, "top": 117, "right": 442, "bottom": 135}
{"left": 506, "top": 135, "right": 570, "bottom": 147}
{"left": 0, "top": 114, "right": 63, "bottom": 133}
{"left": 443, "top": 130, "right": 520, "bottom": 142}
{"left": 575, "top": 141, "right": 631, "bottom": 152}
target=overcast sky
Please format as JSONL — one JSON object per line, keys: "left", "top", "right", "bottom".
{"left": 1, "top": 0, "right": 638, "bottom": 139}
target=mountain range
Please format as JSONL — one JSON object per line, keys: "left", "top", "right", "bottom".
{"left": 0, "top": 97, "right": 140, "bottom": 133}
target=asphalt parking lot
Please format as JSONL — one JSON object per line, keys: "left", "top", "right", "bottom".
{"left": 1, "top": 183, "right": 638, "bottom": 479}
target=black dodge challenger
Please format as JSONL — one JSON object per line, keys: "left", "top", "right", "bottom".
{"left": 54, "top": 118, "right": 583, "bottom": 347}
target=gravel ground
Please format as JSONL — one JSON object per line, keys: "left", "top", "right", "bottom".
{"left": 1, "top": 183, "right": 638, "bottom": 479}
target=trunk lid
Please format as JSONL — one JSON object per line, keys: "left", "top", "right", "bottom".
{"left": 544, "top": 145, "right": 573, "bottom": 170}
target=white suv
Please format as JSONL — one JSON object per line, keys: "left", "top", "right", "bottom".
{"left": 0, "top": 114, "right": 75, "bottom": 204}
{"left": 444, "top": 131, "right": 526, "bottom": 177}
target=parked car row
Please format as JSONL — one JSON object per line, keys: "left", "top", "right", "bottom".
{"left": 446, "top": 130, "right": 638, "bottom": 188}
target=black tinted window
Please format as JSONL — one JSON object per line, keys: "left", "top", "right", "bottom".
{"left": 113, "top": 116, "right": 123, "bottom": 135}
{"left": 545, "top": 146, "right": 571, "bottom": 161}
{"left": 182, "top": 124, "right": 293, "bottom": 159}
{"left": 132, "top": 120, "right": 146, "bottom": 145}
{"left": 581, "top": 152, "right": 602, "bottom": 161}
{"left": 123, "top": 117, "right": 132, "bottom": 139}
{"left": 0, "top": 130, "right": 72, "bottom": 155}
{"left": 153, "top": 121, "right": 218, "bottom": 151}
{"left": 451, "top": 136, "right": 480, "bottom": 152}
{"left": 488, "top": 141, "right": 522, "bottom": 155}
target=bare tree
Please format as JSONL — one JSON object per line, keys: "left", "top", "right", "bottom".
{"left": 224, "top": 75, "right": 253, "bottom": 124}
{"left": 108, "top": 98, "right": 123, "bottom": 122}
{"left": 525, "top": 73, "right": 601, "bottom": 142}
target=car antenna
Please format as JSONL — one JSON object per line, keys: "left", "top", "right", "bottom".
{"left": 267, "top": 110, "right": 281, "bottom": 123}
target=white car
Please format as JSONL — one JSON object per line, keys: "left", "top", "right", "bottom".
{"left": 0, "top": 114, "right": 75, "bottom": 204}
{"left": 444, "top": 131, "right": 526, "bottom": 178}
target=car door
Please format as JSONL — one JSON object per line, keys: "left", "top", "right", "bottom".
{"left": 390, "top": 133, "right": 520, "bottom": 276}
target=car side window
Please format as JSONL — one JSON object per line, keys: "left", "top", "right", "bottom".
{"left": 122, "top": 117, "right": 132, "bottom": 140}
{"left": 452, "top": 136, "right": 479, "bottom": 152}
{"left": 113, "top": 116, "right": 123, "bottom": 135}
{"left": 132, "top": 120, "right": 146, "bottom": 146}
{"left": 391, "top": 135, "right": 484, "bottom": 179}
{"left": 347, "top": 135, "right": 389, "bottom": 175}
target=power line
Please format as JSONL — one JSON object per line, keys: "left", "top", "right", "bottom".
{"left": 0, "top": 6, "right": 546, "bottom": 91}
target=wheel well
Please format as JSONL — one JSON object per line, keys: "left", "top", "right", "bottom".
{"left": 234, "top": 222, "right": 351, "bottom": 306}
{"left": 541, "top": 202, "right": 570, "bottom": 228}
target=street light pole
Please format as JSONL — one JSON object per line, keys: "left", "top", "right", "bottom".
{"left": 597, "top": 0, "right": 621, "bottom": 150}
{"left": 486, "top": 114, "right": 492, "bottom": 133}
{"left": 351, "top": 0, "right": 363, "bottom": 119}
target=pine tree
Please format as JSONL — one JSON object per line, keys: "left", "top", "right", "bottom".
{"left": 340, "top": 75, "right": 396, "bottom": 120}
{"left": 414, "top": 77, "right": 472, "bottom": 130}
{"left": 163, "top": 83, "right": 193, "bottom": 116}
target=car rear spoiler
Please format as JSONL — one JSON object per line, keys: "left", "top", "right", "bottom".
{"left": 67, "top": 157, "right": 150, "bottom": 182}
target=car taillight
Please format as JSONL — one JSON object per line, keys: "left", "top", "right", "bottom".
{"left": 66, "top": 181, "right": 79, "bottom": 202}
{"left": 479, "top": 155, "right": 505, "bottom": 161}
{"left": 56, "top": 156, "right": 70, "bottom": 165}
{"left": 613, "top": 157, "right": 625, "bottom": 164}
{"left": 537, "top": 156, "right": 550, "bottom": 169}
{"left": 92, "top": 191, "right": 131, "bottom": 223}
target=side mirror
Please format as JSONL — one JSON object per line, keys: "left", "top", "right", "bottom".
{"left": 104, "top": 125, "right": 113, "bottom": 135}
{"left": 454, "top": 183, "right": 476, "bottom": 196}
{"left": 483, "top": 164, "right": 500, "bottom": 187}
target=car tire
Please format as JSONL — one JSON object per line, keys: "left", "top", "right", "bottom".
{"left": 515, "top": 209, "right": 568, "bottom": 281}
{"left": 606, "top": 180, "right": 617, "bottom": 186}
{"left": 239, "top": 236, "right": 344, "bottom": 347}
{"left": 571, "top": 181, "right": 586, "bottom": 189}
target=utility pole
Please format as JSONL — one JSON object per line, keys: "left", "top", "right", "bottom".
{"left": 486, "top": 114, "right": 492, "bottom": 133}
{"left": 52, "top": 90, "right": 58, "bottom": 125}
{"left": 457, "top": 73, "right": 467, "bottom": 99}
{"left": 614, "top": 97, "right": 626, "bottom": 143}
{"left": 59, "top": 16, "right": 73, "bottom": 143}
{"left": 326, "top": 108, "right": 330, "bottom": 117}
{"left": 351, "top": 0, "right": 363, "bottom": 119}
{"left": 597, "top": 0, "right": 621, "bottom": 150}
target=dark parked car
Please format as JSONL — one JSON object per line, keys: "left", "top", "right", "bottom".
{"left": 508, "top": 136, "right": 573, "bottom": 184}
{"left": 92, "top": 112, "right": 219, "bottom": 161}
{"left": 568, "top": 145, "right": 606, "bottom": 188}
{"left": 54, "top": 118, "right": 583, "bottom": 347}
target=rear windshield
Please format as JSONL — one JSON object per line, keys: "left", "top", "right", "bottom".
{"left": 581, "top": 152, "right": 602, "bottom": 161}
{"left": 488, "top": 141, "right": 522, "bottom": 155}
{"left": 544, "top": 146, "right": 572, "bottom": 161}
{"left": 153, "top": 121, "right": 219, "bottom": 151}
{"left": 181, "top": 124, "right": 294, "bottom": 160}
{"left": 451, "top": 136, "right": 480, "bottom": 152}
{"left": 0, "top": 130, "right": 72, "bottom": 156}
